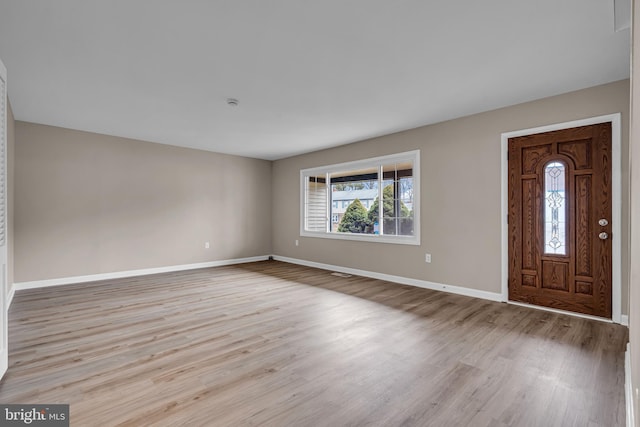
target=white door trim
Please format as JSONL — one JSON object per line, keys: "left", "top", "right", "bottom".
{"left": 500, "top": 113, "right": 622, "bottom": 323}
{"left": 0, "top": 57, "right": 7, "bottom": 378}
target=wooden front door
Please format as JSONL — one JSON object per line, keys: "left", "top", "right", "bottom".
{"left": 508, "top": 123, "right": 612, "bottom": 318}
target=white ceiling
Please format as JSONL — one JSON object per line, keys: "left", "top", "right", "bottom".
{"left": 0, "top": 1, "right": 630, "bottom": 160}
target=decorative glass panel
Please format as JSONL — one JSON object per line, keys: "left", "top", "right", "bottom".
{"left": 544, "top": 161, "right": 567, "bottom": 255}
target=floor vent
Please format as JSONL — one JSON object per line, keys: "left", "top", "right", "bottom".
{"left": 331, "top": 272, "right": 352, "bottom": 278}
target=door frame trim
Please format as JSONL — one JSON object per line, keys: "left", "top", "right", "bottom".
{"left": 500, "top": 113, "right": 622, "bottom": 323}
{"left": 0, "top": 57, "right": 6, "bottom": 379}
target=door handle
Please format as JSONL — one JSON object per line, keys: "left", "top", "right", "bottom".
{"left": 598, "top": 218, "right": 609, "bottom": 226}
{"left": 598, "top": 232, "right": 609, "bottom": 240}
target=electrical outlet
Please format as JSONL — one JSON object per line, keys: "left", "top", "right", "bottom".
{"left": 425, "top": 253, "right": 431, "bottom": 263}
{"left": 205, "top": 241, "right": 210, "bottom": 249}
{"left": 295, "top": 240, "right": 299, "bottom": 246}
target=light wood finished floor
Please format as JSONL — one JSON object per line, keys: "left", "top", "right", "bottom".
{"left": 0, "top": 261, "right": 628, "bottom": 426}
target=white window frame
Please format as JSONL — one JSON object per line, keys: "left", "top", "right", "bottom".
{"left": 300, "top": 150, "right": 420, "bottom": 245}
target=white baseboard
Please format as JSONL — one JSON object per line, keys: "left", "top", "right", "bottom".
{"left": 626, "top": 343, "right": 635, "bottom": 427}
{"left": 13, "top": 255, "right": 627, "bottom": 327}
{"left": 7, "top": 284, "right": 14, "bottom": 308}
{"left": 12, "top": 255, "right": 271, "bottom": 291}
{"left": 272, "top": 255, "right": 503, "bottom": 302}
{"left": 0, "top": 349, "right": 6, "bottom": 381}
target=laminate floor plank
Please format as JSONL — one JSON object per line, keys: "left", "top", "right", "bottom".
{"left": 0, "top": 261, "right": 628, "bottom": 426}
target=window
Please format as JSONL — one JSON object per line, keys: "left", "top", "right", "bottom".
{"left": 301, "top": 150, "right": 419, "bottom": 245}
{"left": 543, "top": 161, "right": 567, "bottom": 255}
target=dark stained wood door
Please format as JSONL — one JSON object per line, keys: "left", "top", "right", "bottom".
{"left": 508, "top": 123, "right": 612, "bottom": 318}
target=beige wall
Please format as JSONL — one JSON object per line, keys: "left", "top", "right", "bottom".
{"left": 273, "top": 80, "right": 630, "bottom": 313}
{"left": 14, "top": 123, "right": 272, "bottom": 282}
{"left": 6, "top": 99, "right": 14, "bottom": 293}
{"left": 630, "top": 1, "right": 639, "bottom": 424}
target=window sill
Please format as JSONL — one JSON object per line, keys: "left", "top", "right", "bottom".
{"left": 300, "top": 230, "right": 420, "bottom": 246}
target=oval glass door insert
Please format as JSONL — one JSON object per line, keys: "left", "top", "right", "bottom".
{"left": 544, "top": 161, "right": 567, "bottom": 255}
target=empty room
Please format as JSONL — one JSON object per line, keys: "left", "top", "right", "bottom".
{"left": 0, "top": 1, "right": 640, "bottom": 426}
